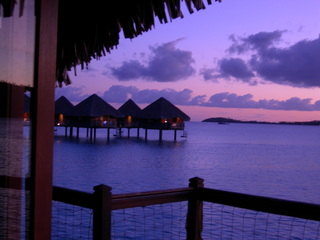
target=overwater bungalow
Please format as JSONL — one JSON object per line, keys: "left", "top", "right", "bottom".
{"left": 137, "top": 97, "right": 190, "bottom": 130}
{"left": 117, "top": 99, "right": 142, "bottom": 137}
{"left": 54, "top": 96, "right": 74, "bottom": 126}
{"left": 67, "top": 94, "right": 123, "bottom": 129}
{"left": 136, "top": 97, "right": 190, "bottom": 140}
{"left": 118, "top": 99, "right": 142, "bottom": 128}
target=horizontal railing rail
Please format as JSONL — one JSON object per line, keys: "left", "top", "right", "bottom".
{"left": 52, "top": 177, "right": 320, "bottom": 240}
{"left": 52, "top": 186, "right": 193, "bottom": 210}
{"left": 199, "top": 187, "right": 320, "bottom": 222}
{"left": 52, "top": 186, "right": 94, "bottom": 209}
{"left": 111, "top": 187, "right": 193, "bottom": 210}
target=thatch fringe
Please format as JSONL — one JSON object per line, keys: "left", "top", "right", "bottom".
{"left": 1, "top": 0, "right": 221, "bottom": 86}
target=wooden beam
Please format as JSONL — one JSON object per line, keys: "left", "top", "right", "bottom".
{"left": 30, "top": 0, "right": 58, "bottom": 239}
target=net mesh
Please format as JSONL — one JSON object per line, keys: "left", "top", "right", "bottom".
{"left": 0, "top": 188, "right": 30, "bottom": 239}
{"left": 203, "top": 202, "right": 320, "bottom": 239}
{"left": 111, "top": 201, "right": 188, "bottom": 239}
{"left": 52, "top": 201, "right": 93, "bottom": 240}
{"left": 51, "top": 199, "right": 320, "bottom": 239}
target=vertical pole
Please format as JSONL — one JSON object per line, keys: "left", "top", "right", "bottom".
{"left": 107, "top": 128, "right": 110, "bottom": 140}
{"left": 159, "top": 129, "right": 162, "bottom": 141}
{"left": 174, "top": 129, "right": 177, "bottom": 141}
{"left": 128, "top": 128, "right": 130, "bottom": 138}
{"left": 137, "top": 128, "right": 140, "bottom": 138}
{"left": 76, "top": 127, "right": 79, "bottom": 138}
{"left": 31, "top": 0, "right": 58, "bottom": 239}
{"left": 93, "top": 184, "right": 112, "bottom": 240}
{"left": 186, "top": 177, "right": 204, "bottom": 240}
{"left": 145, "top": 129, "right": 148, "bottom": 141}
{"left": 69, "top": 126, "right": 73, "bottom": 137}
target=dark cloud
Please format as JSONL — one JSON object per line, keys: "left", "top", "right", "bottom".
{"left": 250, "top": 38, "right": 320, "bottom": 87}
{"left": 199, "top": 67, "right": 217, "bottom": 81}
{"left": 314, "top": 100, "right": 320, "bottom": 110}
{"left": 132, "top": 89, "right": 162, "bottom": 103}
{"left": 206, "top": 92, "right": 318, "bottom": 111}
{"left": 110, "top": 39, "right": 195, "bottom": 82}
{"left": 57, "top": 85, "right": 320, "bottom": 112}
{"left": 102, "top": 85, "right": 194, "bottom": 104}
{"left": 102, "top": 85, "right": 139, "bottom": 102}
{"left": 228, "top": 31, "right": 284, "bottom": 54}
{"left": 219, "top": 58, "right": 255, "bottom": 82}
{"left": 204, "top": 32, "right": 320, "bottom": 88}
{"left": 109, "top": 60, "right": 147, "bottom": 81}
{"left": 206, "top": 92, "right": 257, "bottom": 108}
{"left": 200, "top": 58, "right": 256, "bottom": 84}
{"left": 55, "top": 86, "right": 89, "bottom": 103}
{"left": 188, "top": 95, "right": 207, "bottom": 105}
{"left": 263, "top": 97, "right": 314, "bottom": 111}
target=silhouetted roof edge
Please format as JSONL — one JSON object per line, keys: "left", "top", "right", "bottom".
{"left": 136, "top": 97, "right": 190, "bottom": 121}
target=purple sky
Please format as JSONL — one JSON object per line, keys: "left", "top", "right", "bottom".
{"left": 56, "top": 0, "right": 320, "bottom": 122}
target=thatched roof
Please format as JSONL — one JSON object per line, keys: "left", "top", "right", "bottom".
{"left": 136, "top": 97, "right": 190, "bottom": 121}
{"left": 2, "top": 0, "right": 221, "bottom": 85}
{"left": 1, "top": 0, "right": 220, "bottom": 86}
{"left": 68, "top": 94, "right": 123, "bottom": 118}
{"left": 56, "top": 0, "right": 220, "bottom": 85}
{"left": 118, "top": 99, "right": 142, "bottom": 117}
{"left": 55, "top": 96, "right": 74, "bottom": 115}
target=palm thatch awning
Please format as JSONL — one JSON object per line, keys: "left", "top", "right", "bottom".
{"left": 0, "top": 0, "right": 221, "bottom": 85}
{"left": 68, "top": 94, "right": 123, "bottom": 118}
{"left": 136, "top": 97, "right": 190, "bottom": 121}
{"left": 118, "top": 99, "right": 142, "bottom": 117}
{"left": 56, "top": 0, "right": 221, "bottom": 85}
{"left": 55, "top": 96, "right": 74, "bottom": 115}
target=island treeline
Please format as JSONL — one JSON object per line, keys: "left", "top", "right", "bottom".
{"left": 202, "top": 117, "right": 320, "bottom": 126}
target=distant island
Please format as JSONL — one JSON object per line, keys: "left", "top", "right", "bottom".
{"left": 202, "top": 117, "right": 320, "bottom": 126}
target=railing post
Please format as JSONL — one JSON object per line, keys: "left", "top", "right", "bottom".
{"left": 186, "top": 177, "right": 204, "bottom": 240}
{"left": 93, "top": 184, "right": 112, "bottom": 240}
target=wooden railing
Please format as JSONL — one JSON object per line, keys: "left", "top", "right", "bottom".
{"left": 52, "top": 177, "right": 320, "bottom": 240}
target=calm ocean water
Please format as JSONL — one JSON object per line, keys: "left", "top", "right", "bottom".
{"left": 53, "top": 122, "right": 320, "bottom": 204}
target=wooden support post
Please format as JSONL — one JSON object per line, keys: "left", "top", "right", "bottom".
{"left": 76, "top": 127, "right": 79, "bottom": 139}
{"left": 186, "top": 177, "right": 204, "bottom": 240}
{"left": 145, "top": 129, "right": 148, "bottom": 141}
{"left": 31, "top": 0, "right": 59, "bottom": 238}
{"left": 174, "top": 129, "right": 177, "bottom": 141}
{"left": 128, "top": 128, "right": 130, "bottom": 138}
{"left": 93, "top": 184, "right": 112, "bottom": 240}
{"left": 86, "top": 128, "right": 89, "bottom": 137}
{"left": 65, "top": 126, "right": 67, "bottom": 137}
{"left": 107, "top": 128, "right": 110, "bottom": 140}
{"left": 159, "top": 129, "right": 163, "bottom": 141}
{"left": 137, "top": 128, "right": 140, "bottom": 138}
{"left": 69, "top": 126, "right": 73, "bottom": 137}
{"left": 90, "top": 128, "right": 93, "bottom": 140}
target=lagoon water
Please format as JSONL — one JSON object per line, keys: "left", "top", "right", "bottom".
{"left": 53, "top": 122, "right": 320, "bottom": 204}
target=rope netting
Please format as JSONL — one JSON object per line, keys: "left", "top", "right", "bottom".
{"left": 202, "top": 202, "right": 320, "bottom": 239}
{"left": 0, "top": 188, "right": 30, "bottom": 239}
{"left": 52, "top": 201, "right": 93, "bottom": 240}
{"left": 51, "top": 199, "right": 320, "bottom": 239}
{"left": 111, "top": 202, "right": 188, "bottom": 239}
